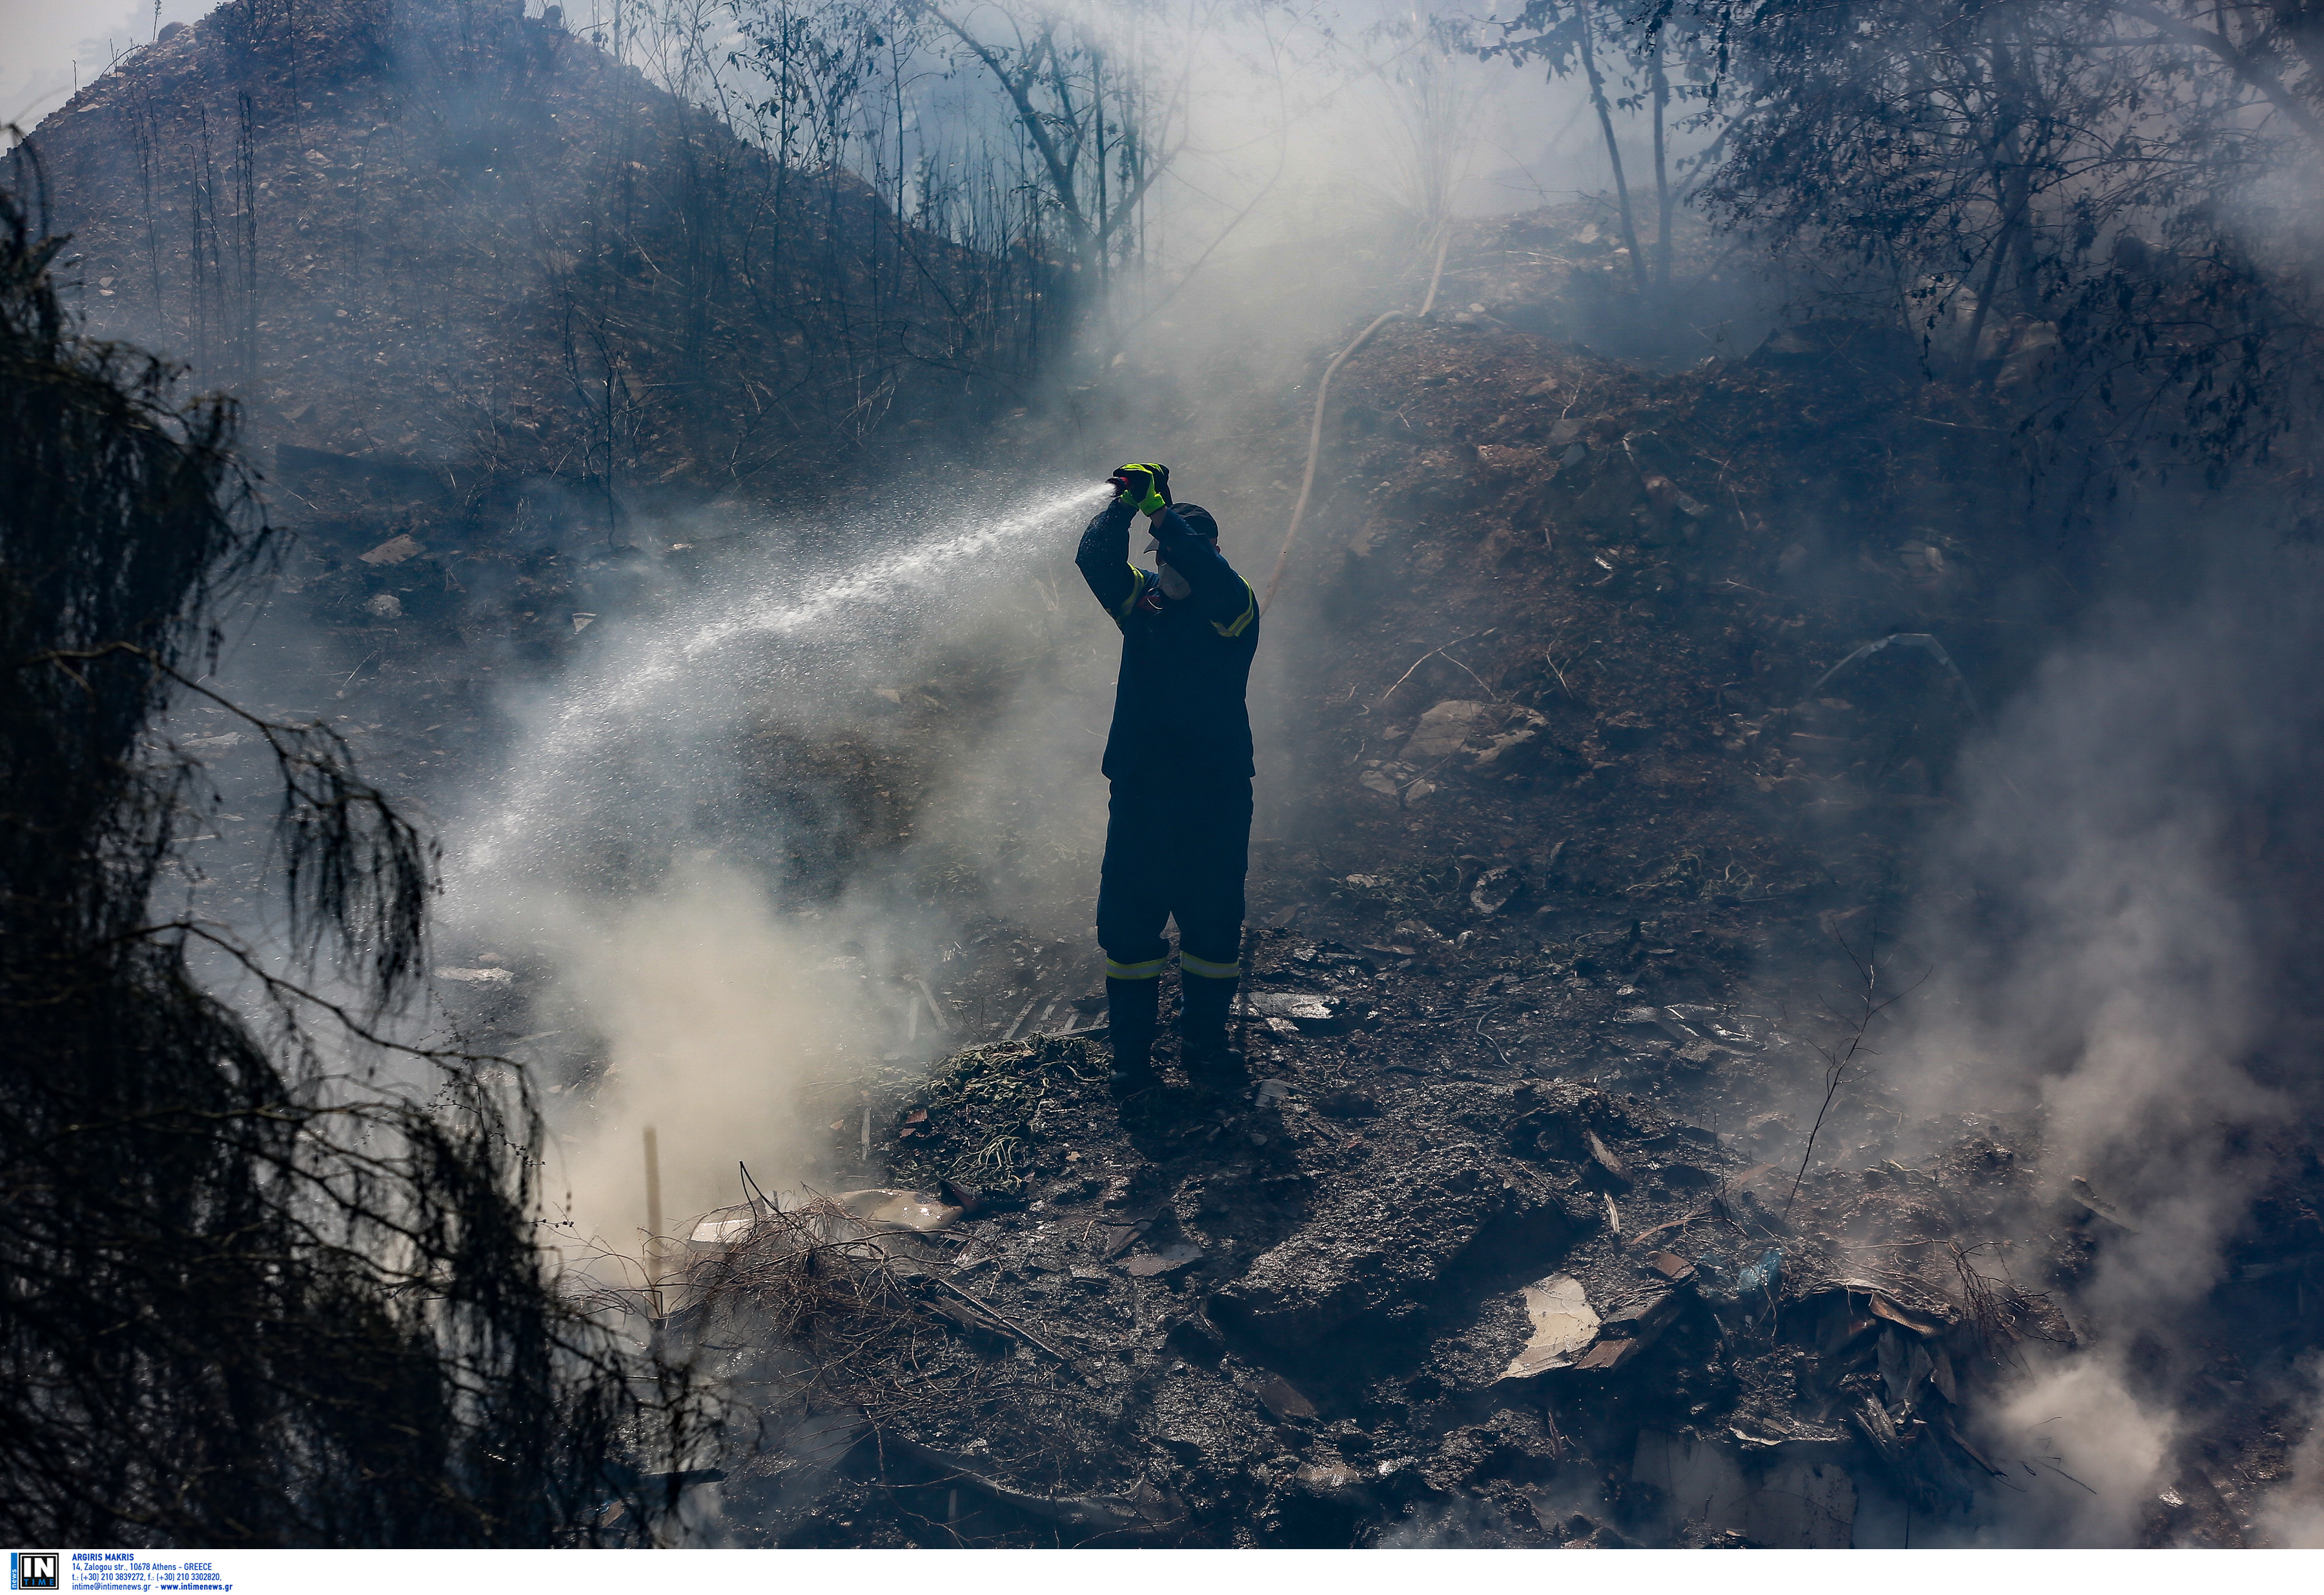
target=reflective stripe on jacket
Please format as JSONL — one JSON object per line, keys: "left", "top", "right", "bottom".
{"left": 1074, "top": 498, "right": 1259, "bottom": 784}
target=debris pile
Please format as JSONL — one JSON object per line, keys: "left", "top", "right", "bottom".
{"left": 633, "top": 1011, "right": 2151, "bottom": 1546}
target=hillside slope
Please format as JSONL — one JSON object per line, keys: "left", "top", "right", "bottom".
{"left": 30, "top": 0, "right": 1027, "bottom": 510}
{"left": 643, "top": 215, "right": 2324, "bottom": 1549}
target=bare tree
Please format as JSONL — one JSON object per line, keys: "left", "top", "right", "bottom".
{"left": 1685, "top": 0, "right": 2324, "bottom": 463}
{"left": 0, "top": 179, "right": 696, "bottom": 1547}
{"left": 908, "top": 0, "right": 1181, "bottom": 300}
{"left": 1485, "top": 0, "right": 1722, "bottom": 296}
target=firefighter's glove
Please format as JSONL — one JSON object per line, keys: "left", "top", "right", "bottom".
{"left": 1108, "top": 462, "right": 1172, "bottom": 516}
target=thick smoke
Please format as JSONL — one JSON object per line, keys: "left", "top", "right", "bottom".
{"left": 511, "top": 873, "right": 879, "bottom": 1263}
{"left": 438, "top": 478, "right": 1112, "bottom": 1249}
{"left": 411, "top": 0, "right": 1609, "bottom": 1258}
{"left": 1888, "top": 518, "right": 2324, "bottom": 1541}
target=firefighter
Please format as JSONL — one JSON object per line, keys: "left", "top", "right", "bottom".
{"left": 1074, "top": 463, "right": 1261, "bottom": 1097}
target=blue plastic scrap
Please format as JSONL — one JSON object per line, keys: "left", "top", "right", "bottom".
{"left": 1738, "top": 1246, "right": 1783, "bottom": 1296}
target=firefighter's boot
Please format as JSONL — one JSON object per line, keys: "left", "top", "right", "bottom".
{"left": 1177, "top": 966, "right": 1247, "bottom": 1091}
{"left": 1105, "top": 975, "right": 1161, "bottom": 1097}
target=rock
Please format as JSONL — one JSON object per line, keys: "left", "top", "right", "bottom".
{"left": 1469, "top": 713, "right": 1545, "bottom": 767}
{"left": 1402, "top": 700, "right": 1547, "bottom": 767}
{"left": 1291, "top": 1459, "right": 1361, "bottom": 1494}
{"left": 1211, "top": 1151, "right": 1578, "bottom": 1349}
{"left": 1403, "top": 700, "right": 1496, "bottom": 758}
{"left": 358, "top": 533, "right": 425, "bottom": 565}
{"left": 363, "top": 592, "right": 403, "bottom": 618}
{"left": 828, "top": 1188, "right": 964, "bottom": 1235}
{"left": 1247, "top": 1372, "right": 1317, "bottom": 1421}
{"left": 1123, "top": 1243, "right": 1204, "bottom": 1277}
{"left": 1468, "top": 863, "right": 1524, "bottom": 915}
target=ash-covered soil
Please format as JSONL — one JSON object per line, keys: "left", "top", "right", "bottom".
{"left": 611, "top": 234, "right": 2321, "bottom": 1546}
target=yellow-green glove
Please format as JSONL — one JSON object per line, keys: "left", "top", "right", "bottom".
{"left": 1108, "top": 462, "right": 1172, "bottom": 516}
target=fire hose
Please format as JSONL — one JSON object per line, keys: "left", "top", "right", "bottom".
{"left": 1259, "top": 223, "right": 1454, "bottom": 614}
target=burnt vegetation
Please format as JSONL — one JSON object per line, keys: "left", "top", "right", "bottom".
{"left": 0, "top": 184, "right": 715, "bottom": 1545}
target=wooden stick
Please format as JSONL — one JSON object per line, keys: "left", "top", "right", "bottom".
{"left": 913, "top": 1264, "right": 1075, "bottom": 1365}
{"left": 643, "top": 1125, "right": 663, "bottom": 1319}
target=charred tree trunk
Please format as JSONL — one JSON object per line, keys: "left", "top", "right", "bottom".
{"left": 1580, "top": 0, "right": 1649, "bottom": 295}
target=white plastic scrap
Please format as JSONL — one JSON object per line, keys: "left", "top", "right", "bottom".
{"left": 1502, "top": 1273, "right": 1600, "bottom": 1379}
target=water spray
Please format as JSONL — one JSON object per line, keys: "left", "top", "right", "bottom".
{"left": 460, "top": 479, "right": 1108, "bottom": 882}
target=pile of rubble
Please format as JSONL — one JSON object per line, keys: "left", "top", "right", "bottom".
{"left": 637, "top": 998, "right": 2126, "bottom": 1547}
{"left": 587, "top": 227, "right": 2324, "bottom": 1543}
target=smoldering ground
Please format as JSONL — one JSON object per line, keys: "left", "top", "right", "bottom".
{"left": 1868, "top": 514, "right": 2324, "bottom": 1543}
{"left": 414, "top": 134, "right": 1549, "bottom": 1259}
{"left": 432, "top": 475, "right": 1121, "bottom": 1246}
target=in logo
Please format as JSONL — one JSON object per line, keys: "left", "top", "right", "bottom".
{"left": 9, "top": 1554, "right": 57, "bottom": 1592}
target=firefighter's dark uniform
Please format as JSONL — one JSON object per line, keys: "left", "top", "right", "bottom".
{"left": 1074, "top": 495, "right": 1259, "bottom": 1081}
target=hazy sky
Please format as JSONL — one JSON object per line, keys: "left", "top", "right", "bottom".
{"left": 3, "top": 0, "right": 209, "bottom": 128}
{"left": 1, "top": 0, "right": 611, "bottom": 134}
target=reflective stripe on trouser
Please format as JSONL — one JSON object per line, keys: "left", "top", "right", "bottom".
{"left": 1095, "top": 778, "right": 1252, "bottom": 977}
{"left": 1105, "top": 955, "right": 1168, "bottom": 980}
